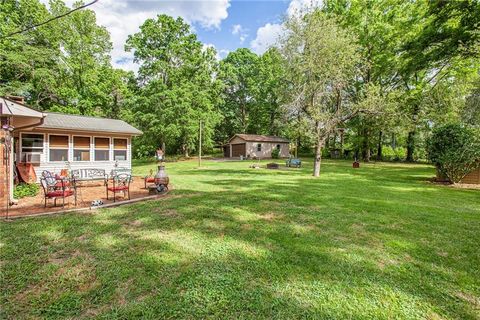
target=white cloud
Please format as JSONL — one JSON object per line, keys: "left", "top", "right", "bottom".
{"left": 41, "top": 0, "right": 231, "bottom": 71}
{"left": 231, "top": 24, "right": 248, "bottom": 44}
{"left": 250, "top": 23, "right": 283, "bottom": 54}
{"left": 203, "top": 43, "right": 230, "bottom": 60}
{"left": 218, "top": 49, "right": 230, "bottom": 59}
{"left": 232, "top": 24, "right": 242, "bottom": 35}
{"left": 250, "top": 0, "right": 322, "bottom": 55}
{"left": 287, "top": 0, "right": 323, "bottom": 17}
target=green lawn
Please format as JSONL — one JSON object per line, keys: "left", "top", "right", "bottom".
{"left": 1, "top": 159, "right": 479, "bottom": 319}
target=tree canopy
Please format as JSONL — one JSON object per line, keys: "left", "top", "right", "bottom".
{"left": 1, "top": 0, "right": 478, "bottom": 168}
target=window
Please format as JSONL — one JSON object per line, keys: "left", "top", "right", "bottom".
{"left": 49, "top": 135, "right": 69, "bottom": 161}
{"left": 94, "top": 137, "right": 110, "bottom": 161}
{"left": 257, "top": 143, "right": 262, "bottom": 152}
{"left": 113, "top": 138, "right": 127, "bottom": 161}
{"left": 276, "top": 144, "right": 281, "bottom": 150}
{"left": 21, "top": 133, "right": 44, "bottom": 163}
{"left": 73, "top": 136, "right": 90, "bottom": 161}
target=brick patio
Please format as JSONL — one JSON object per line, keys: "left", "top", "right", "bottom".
{"left": 2, "top": 177, "right": 157, "bottom": 218}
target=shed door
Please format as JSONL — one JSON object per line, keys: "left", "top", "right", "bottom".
{"left": 231, "top": 143, "right": 246, "bottom": 157}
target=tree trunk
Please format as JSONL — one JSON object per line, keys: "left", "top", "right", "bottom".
{"left": 377, "top": 130, "right": 383, "bottom": 161}
{"left": 313, "top": 139, "right": 322, "bottom": 177}
{"left": 241, "top": 102, "right": 247, "bottom": 133}
{"left": 362, "top": 128, "right": 370, "bottom": 162}
{"left": 340, "top": 130, "right": 344, "bottom": 158}
{"left": 182, "top": 144, "right": 189, "bottom": 158}
{"left": 295, "top": 137, "right": 300, "bottom": 158}
{"left": 406, "top": 130, "right": 415, "bottom": 162}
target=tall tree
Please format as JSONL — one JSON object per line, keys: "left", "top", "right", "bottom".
{"left": 125, "top": 14, "right": 222, "bottom": 157}
{"left": 217, "top": 48, "right": 259, "bottom": 141}
{"left": 251, "top": 48, "right": 286, "bottom": 136}
{"left": 0, "top": 0, "right": 130, "bottom": 117}
{"left": 281, "top": 11, "right": 380, "bottom": 176}
{"left": 48, "top": 0, "right": 115, "bottom": 115}
{"left": 0, "top": 0, "right": 60, "bottom": 102}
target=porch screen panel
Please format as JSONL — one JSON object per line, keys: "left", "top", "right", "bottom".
{"left": 113, "top": 138, "right": 127, "bottom": 161}
{"left": 94, "top": 137, "right": 110, "bottom": 161}
{"left": 49, "top": 135, "right": 68, "bottom": 162}
{"left": 73, "top": 136, "right": 90, "bottom": 161}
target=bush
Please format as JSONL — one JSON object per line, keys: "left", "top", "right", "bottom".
{"left": 382, "top": 146, "right": 406, "bottom": 161}
{"left": 14, "top": 183, "right": 40, "bottom": 199}
{"left": 271, "top": 148, "right": 280, "bottom": 159}
{"left": 426, "top": 124, "right": 480, "bottom": 183}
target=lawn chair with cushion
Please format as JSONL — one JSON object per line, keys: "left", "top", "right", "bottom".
{"left": 40, "top": 171, "right": 76, "bottom": 208}
{"left": 106, "top": 173, "right": 131, "bottom": 202}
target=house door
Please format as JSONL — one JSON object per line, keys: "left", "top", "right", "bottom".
{"left": 231, "top": 143, "right": 246, "bottom": 157}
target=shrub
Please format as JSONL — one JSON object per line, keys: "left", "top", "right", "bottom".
{"left": 381, "top": 146, "right": 406, "bottom": 161}
{"left": 14, "top": 183, "right": 40, "bottom": 199}
{"left": 426, "top": 124, "right": 480, "bottom": 183}
{"left": 271, "top": 148, "right": 280, "bottom": 159}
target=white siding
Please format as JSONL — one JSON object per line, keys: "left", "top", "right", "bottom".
{"left": 245, "top": 142, "right": 290, "bottom": 158}
{"left": 18, "top": 130, "right": 133, "bottom": 182}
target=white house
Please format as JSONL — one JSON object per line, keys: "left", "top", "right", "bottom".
{"left": 0, "top": 97, "right": 142, "bottom": 207}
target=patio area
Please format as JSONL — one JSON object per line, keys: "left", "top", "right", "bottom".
{"left": 3, "top": 176, "right": 159, "bottom": 218}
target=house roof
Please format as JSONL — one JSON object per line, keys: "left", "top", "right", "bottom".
{"left": 37, "top": 112, "right": 142, "bottom": 135}
{"left": 229, "top": 134, "right": 289, "bottom": 143}
{"left": 0, "top": 97, "right": 44, "bottom": 118}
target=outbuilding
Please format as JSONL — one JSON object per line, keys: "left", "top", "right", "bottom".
{"left": 223, "top": 134, "right": 290, "bottom": 159}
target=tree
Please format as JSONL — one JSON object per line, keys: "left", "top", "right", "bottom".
{"left": 125, "top": 15, "right": 222, "bottom": 157}
{"left": 427, "top": 124, "right": 480, "bottom": 183}
{"left": 218, "top": 48, "right": 259, "bottom": 141}
{"left": 0, "top": 0, "right": 60, "bottom": 102}
{"left": 281, "top": 11, "right": 380, "bottom": 176}
{"left": 48, "top": 0, "right": 116, "bottom": 115}
{"left": 252, "top": 48, "right": 286, "bottom": 136}
{"left": 401, "top": 0, "right": 480, "bottom": 74}
{"left": 323, "top": 0, "right": 406, "bottom": 161}
{"left": 0, "top": 0, "right": 130, "bottom": 117}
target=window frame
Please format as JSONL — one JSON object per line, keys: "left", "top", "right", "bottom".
{"left": 72, "top": 135, "right": 92, "bottom": 162}
{"left": 93, "top": 136, "right": 111, "bottom": 162}
{"left": 257, "top": 143, "right": 262, "bottom": 152}
{"left": 47, "top": 133, "right": 70, "bottom": 162}
{"left": 113, "top": 137, "right": 128, "bottom": 161}
{"left": 20, "top": 132, "right": 45, "bottom": 163}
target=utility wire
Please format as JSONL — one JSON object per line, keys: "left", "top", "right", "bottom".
{"left": 0, "top": 0, "right": 99, "bottom": 40}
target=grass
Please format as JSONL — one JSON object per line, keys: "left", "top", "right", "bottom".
{"left": 1, "top": 159, "right": 479, "bottom": 319}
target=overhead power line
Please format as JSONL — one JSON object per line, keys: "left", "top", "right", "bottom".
{"left": 0, "top": 0, "right": 99, "bottom": 40}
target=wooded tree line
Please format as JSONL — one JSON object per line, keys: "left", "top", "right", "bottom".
{"left": 1, "top": 0, "right": 479, "bottom": 171}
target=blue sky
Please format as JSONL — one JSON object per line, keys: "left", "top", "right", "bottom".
{"left": 196, "top": 1, "right": 289, "bottom": 58}
{"left": 42, "top": 0, "right": 321, "bottom": 71}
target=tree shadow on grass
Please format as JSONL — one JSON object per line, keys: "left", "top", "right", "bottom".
{"left": 1, "top": 164, "right": 479, "bottom": 319}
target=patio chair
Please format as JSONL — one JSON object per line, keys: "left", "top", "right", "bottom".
{"left": 40, "top": 174, "right": 76, "bottom": 208}
{"left": 41, "top": 170, "right": 72, "bottom": 189}
{"left": 144, "top": 169, "right": 155, "bottom": 189}
{"left": 106, "top": 173, "right": 131, "bottom": 202}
